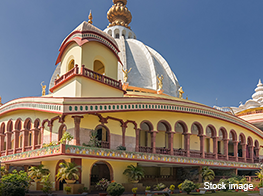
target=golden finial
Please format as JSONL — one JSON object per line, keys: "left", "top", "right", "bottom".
{"left": 88, "top": 10, "right": 93, "bottom": 24}
{"left": 179, "top": 87, "right": 184, "bottom": 99}
{"left": 157, "top": 74, "right": 164, "bottom": 90}
{"left": 107, "top": 0, "right": 132, "bottom": 29}
{"left": 41, "top": 81, "right": 46, "bottom": 96}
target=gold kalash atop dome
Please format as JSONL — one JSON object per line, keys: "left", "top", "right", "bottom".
{"left": 107, "top": 0, "right": 132, "bottom": 29}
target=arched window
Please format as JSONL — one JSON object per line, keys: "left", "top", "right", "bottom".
{"left": 115, "top": 33, "right": 119, "bottom": 39}
{"left": 95, "top": 125, "right": 110, "bottom": 149}
{"left": 94, "top": 60, "right": 105, "bottom": 75}
{"left": 68, "top": 59, "right": 75, "bottom": 71}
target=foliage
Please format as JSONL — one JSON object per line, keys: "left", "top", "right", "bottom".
{"left": 83, "top": 186, "right": 88, "bottom": 192}
{"left": 256, "top": 168, "right": 263, "bottom": 185}
{"left": 28, "top": 164, "right": 50, "bottom": 181}
{"left": 178, "top": 183, "right": 182, "bottom": 190}
{"left": 43, "top": 141, "right": 58, "bottom": 148}
{"left": 123, "top": 164, "right": 145, "bottom": 181}
{"left": 56, "top": 162, "right": 81, "bottom": 182}
{"left": 219, "top": 178, "right": 230, "bottom": 191}
{"left": 106, "top": 182, "right": 125, "bottom": 196}
{"left": 96, "top": 178, "right": 110, "bottom": 191}
{"left": 0, "top": 166, "right": 8, "bottom": 176}
{"left": 0, "top": 170, "right": 31, "bottom": 196}
{"left": 145, "top": 186, "right": 151, "bottom": 190}
{"left": 60, "top": 132, "right": 73, "bottom": 144}
{"left": 83, "top": 130, "right": 101, "bottom": 147}
{"left": 132, "top": 187, "right": 138, "bottom": 193}
{"left": 195, "top": 183, "right": 200, "bottom": 189}
{"left": 116, "top": 145, "right": 126, "bottom": 151}
{"left": 65, "top": 186, "right": 71, "bottom": 194}
{"left": 154, "top": 183, "right": 166, "bottom": 191}
{"left": 201, "top": 166, "right": 215, "bottom": 182}
{"left": 181, "top": 180, "right": 195, "bottom": 194}
{"left": 169, "top": 185, "right": 175, "bottom": 191}
{"left": 41, "top": 174, "right": 53, "bottom": 195}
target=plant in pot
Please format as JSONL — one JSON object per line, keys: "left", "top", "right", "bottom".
{"left": 96, "top": 178, "right": 110, "bottom": 196}
{"left": 178, "top": 183, "right": 182, "bottom": 193}
{"left": 200, "top": 166, "right": 215, "bottom": 182}
{"left": 60, "top": 132, "right": 73, "bottom": 144}
{"left": 145, "top": 186, "right": 151, "bottom": 195}
{"left": 169, "top": 185, "right": 175, "bottom": 194}
{"left": 41, "top": 174, "right": 53, "bottom": 196}
{"left": 56, "top": 162, "right": 81, "bottom": 184}
{"left": 181, "top": 180, "right": 195, "bottom": 194}
{"left": 154, "top": 183, "right": 166, "bottom": 191}
{"left": 132, "top": 187, "right": 138, "bottom": 196}
{"left": 65, "top": 186, "right": 71, "bottom": 195}
{"left": 195, "top": 183, "right": 200, "bottom": 192}
{"left": 123, "top": 164, "right": 144, "bottom": 183}
{"left": 106, "top": 182, "right": 125, "bottom": 196}
{"left": 28, "top": 164, "right": 50, "bottom": 182}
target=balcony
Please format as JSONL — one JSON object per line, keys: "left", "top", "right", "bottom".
{"left": 139, "top": 146, "right": 152, "bottom": 153}
{"left": 173, "top": 149, "right": 187, "bottom": 156}
{"left": 156, "top": 147, "right": 170, "bottom": 155}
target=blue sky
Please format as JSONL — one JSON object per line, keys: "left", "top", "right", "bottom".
{"left": 0, "top": 0, "right": 262, "bottom": 108}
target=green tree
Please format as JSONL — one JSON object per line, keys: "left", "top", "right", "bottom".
{"left": 201, "top": 166, "right": 215, "bottom": 182}
{"left": 0, "top": 170, "right": 31, "bottom": 196}
{"left": 41, "top": 174, "right": 53, "bottom": 195}
{"left": 123, "top": 164, "right": 144, "bottom": 181}
{"left": 256, "top": 168, "right": 263, "bottom": 187}
{"left": 60, "top": 132, "right": 73, "bottom": 144}
{"left": 181, "top": 180, "right": 195, "bottom": 194}
{"left": 56, "top": 162, "right": 81, "bottom": 182}
{"left": 28, "top": 164, "right": 50, "bottom": 181}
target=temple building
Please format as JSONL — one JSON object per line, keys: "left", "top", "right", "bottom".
{"left": 0, "top": 0, "right": 262, "bottom": 191}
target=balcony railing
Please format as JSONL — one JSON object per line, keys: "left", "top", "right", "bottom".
{"left": 205, "top": 152, "right": 215, "bottom": 159}
{"left": 173, "top": 149, "right": 187, "bottom": 156}
{"left": 156, "top": 147, "right": 170, "bottom": 155}
{"left": 238, "top": 157, "right": 245, "bottom": 162}
{"left": 101, "top": 141, "right": 110, "bottom": 149}
{"left": 139, "top": 146, "right": 152, "bottom": 153}
{"left": 53, "top": 65, "right": 123, "bottom": 92}
{"left": 218, "top": 154, "right": 227, "bottom": 160}
{"left": 247, "top": 158, "right": 253, "bottom": 163}
{"left": 228, "top": 155, "right": 236, "bottom": 161}
{"left": 25, "top": 146, "right": 32, "bottom": 152}
{"left": 190, "top": 150, "right": 201, "bottom": 157}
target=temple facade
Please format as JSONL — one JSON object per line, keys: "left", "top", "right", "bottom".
{"left": 0, "top": 0, "right": 262, "bottom": 191}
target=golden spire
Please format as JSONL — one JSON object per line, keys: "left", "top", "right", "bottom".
{"left": 107, "top": 0, "right": 132, "bottom": 29}
{"left": 88, "top": 10, "right": 93, "bottom": 24}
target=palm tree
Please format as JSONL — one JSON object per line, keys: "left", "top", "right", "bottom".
{"left": 256, "top": 168, "right": 263, "bottom": 186}
{"left": 123, "top": 164, "right": 144, "bottom": 181}
{"left": 56, "top": 162, "right": 81, "bottom": 182}
{"left": 201, "top": 166, "right": 215, "bottom": 182}
{"left": 28, "top": 164, "right": 50, "bottom": 181}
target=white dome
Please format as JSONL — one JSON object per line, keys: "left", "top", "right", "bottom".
{"left": 252, "top": 79, "right": 263, "bottom": 103}
{"left": 104, "top": 26, "right": 180, "bottom": 97}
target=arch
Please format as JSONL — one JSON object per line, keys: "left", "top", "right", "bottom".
{"left": 205, "top": 125, "right": 216, "bottom": 137}
{"left": 90, "top": 160, "right": 113, "bottom": 187}
{"left": 174, "top": 120, "right": 188, "bottom": 133}
{"left": 140, "top": 120, "right": 153, "bottom": 131}
{"left": 24, "top": 118, "right": 32, "bottom": 130}
{"left": 34, "top": 119, "right": 40, "bottom": 129}
{"left": 218, "top": 127, "right": 227, "bottom": 139}
{"left": 229, "top": 130, "right": 237, "bottom": 141}
{"left": 247, "top": 136, "right": 253, "bottom": 146}
{"left": 15, "top": 119, "right": 22, "bottom": 130}
{"left": 0, "top": 123, "right": 5, "bottom": 134}
{"left": 128, "top": 32, "right": 132, "bottom": 39}
{"left": 55, "top": 159, "right": 66, "bottom": 191}
{"left": 255, "top": 140, "right": 259, "bottom": 148}
{"left": 108, "top": 29, "right": 112, "bottom": 37}
{"left": 58, "top": 124, "right": 67, "bottom": 141}
{"left": 93, "top": 60, "right": 105, "bottom": 75}
{"left": 6, "top": 120, "right": 13, "bottom": 132}
{"left": 122, "top": 29, "right": 126, "bottom": 38}
{"left": 95, "top": 124, "right": 110, "bottom": 148}
{"left": 114, "top": 29, "right": 120, "bottom": 39}
{"left": 239, "top": 133, "right": 246, "bottom": 144}
{"left": 191, "top": 122, "right": 203, "bottom": 135}
{"left": 68, "top": 59, "right": 75, "bottom": 71}
{"left": 157, "top": 120, "right": 171, "bottom": 132}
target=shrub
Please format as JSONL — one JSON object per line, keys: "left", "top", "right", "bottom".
{"left": 219, "top": 178, "right": 230, "bottom": 191}
{"left": 178, "top": 183, "right": 182, "bottom": 190}
{"left": 96, "top": 178, "right": 110, "bottom": 191}
{"left": 0, "top": 170, "right": 31, "bottom": 196}
{"left": 65, "top": 186, "right": 71, "bottom": 194}
{"left": 145, "top": 186, "right": 151, "bottom": 191}
{"left": 132, "top": 187, "right": 138, "bottom": 193}
{"left": 169, "top": 185, "right": 175, "bottom": 191}
{"left": 106, "top": 182, "right": 125, "bottom": 196}
{"left": 41, "top": 174, "right": 53, "bottom": 195}
{"left": 116, "top": 145, "right": 126, "bottom": 151}
{"left": 154, "top": 183, "right": 166, "bottom": 191}
{"left": 181, "top": 180, "right": 195, "bottom": 194}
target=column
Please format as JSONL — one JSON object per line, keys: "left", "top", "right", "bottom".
{"left": 212, "top": 136, "right": 218, "bottom": 159}
{"left": 168, "top": 132, "right": 174, "bottom": 155}
{"left": 121, "top": 124, "right": 127, "bottom": 147}
{"left": 151, "top": 131, "right": 156, "bottom": 154}
{"left": 32, "top": 129, "right": 39, "bottom": 150}
{"left": 71, "top": 158, "right": 82, "bottom": 183}
{"left": 241, "top": 144, "right": 246, "bottom": 162}
{"left": 255, "top": 147, "right": 260, "bottom": 161}
{"left": 223, "top": 139, "right": 229, "bottom": 161}
{"left": 233, "top": 141, "right": 238, "bottom": 162}
{"left": 72, "top": 116, "right": 83, "bottom": 146}
{"left": 249, "top": 145, "right": 254, "bottom": 163}
{"left": 199, "top": 135, "right": 205, "bottom": 158}
{"left": 5, "top": 132, "right": 12, "bottom": 154}
{"left": 135, "top": 129, "right": 140, "bottom": 152}
{"left": 198, "top": 166, "right": 203, "bottom": 183}
{"left": 184, "top": 133, "right": 190, "bottom": 157}
{"left": 22, "top": 129, "right": 29, "bottom": 152}
{"left": 48, "top": 123, "right": 53, "bottom": 143}
{"left": 0, "top": 134, "right": 5, "bottom": 155}
{"left": 40, "top": 126, "right": 44, "bottom": 148}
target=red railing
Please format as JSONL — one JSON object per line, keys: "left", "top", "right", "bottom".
{"left": 139, "top": 146, "right": 153, "bottom": 153}
{"left": 247, "top": 158, "right": 253, "bottom": 163}
{"left": 1, "top": 151, "right": 5, "bottom": 156}
{"left": 218, "top": 154, "right": 226, "bottom": 160}
{"left": 173, "top": 149, "right": 187, "bottom": 156}
{"left": 53, "top": 65, "right": 122, "bottom": 91}
{"left": 156, "top": 147, "right": 170, "bottom": 155}
{"left": 100, "top": 141, "right": 110, "bottom": 149}
{"left": 7, "top": 149, "right": 13, "bottom": 155}
{"left": 35, "top": 144, "right": 41, "bottom": 149}
{"left": 190, "top": 150, "right": 201, "bottom": 157}
{"left": 238, "top": 157, "right": 245, "bottom": 162}
{"left": 205, "top": 152, "right": 215, "bottom": 159}
{"left": 228, "top": 155, "right": 236, "bottom": 161}
{"left": 25, "top": 146, "right": 32, "bottom": 151}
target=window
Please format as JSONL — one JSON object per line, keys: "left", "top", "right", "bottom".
{"left": 68, "top": 59, "right": 75, "bottom": 71}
